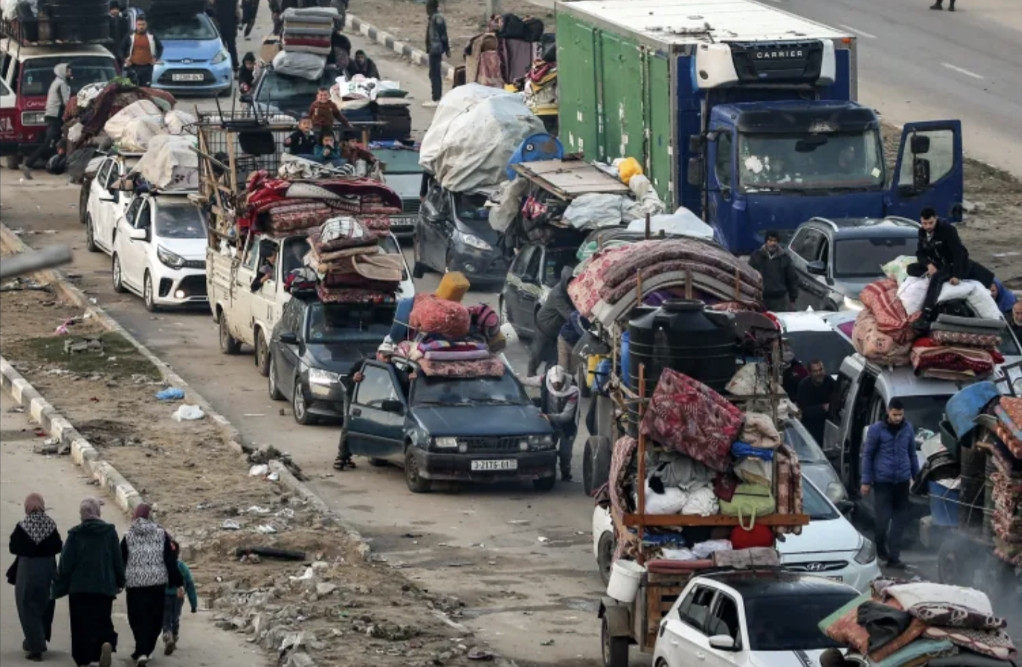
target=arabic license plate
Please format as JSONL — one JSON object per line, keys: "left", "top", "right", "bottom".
{"left": 825, "top": 576, "right": 843, "bottom": 583}
{"left": 390, "top": 215, "right": 415, "bottom": 228}
{"left": 172, "top": 73, "right": 204, "bottom": 82}
{"left": 470, "top": 459, "right": 518, "bottom": 472}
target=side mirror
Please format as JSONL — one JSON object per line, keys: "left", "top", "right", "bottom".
{"left": 129, "top": 228, "right": 148, "bottom": 241}
{"left": 806, "top": 260, "right": 827, "bottom": 276}
{"left": 687, "top": 157, "right": 705, "bottom": 187}
{"left": 380, "top": 399, "right": 404, "bottom": 414}
{"left": 836, "top": 500, "right": 855, "bottom": 516}
{"left": 912, "top": 158, "right": 931, "bottom": 189}
{"left": 708, "top": 635, "right": 737, "bottom": 651}
{"left": 910, "top": 134, "right": 930, "bottom": 155}
{"left": 279, "top": 332, "right": 299, "bottom": 345}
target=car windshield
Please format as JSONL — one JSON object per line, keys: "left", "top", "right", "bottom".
{"left": 150, "top": 13, "right": 218, "bottom": 41}
{"left": 155, "top": 204, "right": 206, "bottom": 239}
{"left": 783, "top": 424, "right": 829, "bottom": 464}
{"left": 834, "top": 237, "right": 915, "bottom": 278}
{"left": 453, "top": 192, "right": 490, "bottom": 222}
{"left": 21, "top": 57, "right": 117, "bottom": 96}
{"left": 802, "top": 475, "right": 840, "bottom": 520}
{"left": 306, "top": 302, "right": 394, "bottom": 344}
{"left": 745, "top": 592, "right": 857, "bottom": 651}
{"left": 738, "top": 131, "right": 884, "bottom": 192}
{"left": 412, "top": 373, "right": 529, "bottom": 407}
{"left": 256, "top": 70, "right": 324, "bottom": 110}
{"left": 542, "top": 248, "right": 578, "bottom": 288}
{"left": 900, "top": 395, "right": 950, "bottom": 432}
{"left": 785, "top": 331, "right": 855, "bottom": 376}
{"left": 375, "top": 148, "right": 423, "bottom": 174}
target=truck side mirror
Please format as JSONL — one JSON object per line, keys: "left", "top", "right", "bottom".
{"left": 910, "top": 134, "right": 930, "bottom": 155}
{"left": 279, "top": 332, "right": 299, "bottom": 345}
{"left": 912, "top": 158, "right": 931, "bottom": 189}
{"left": 687, "top": 157, "right": 704, "bottom": 187}
{"left": 688, "top": 134, "right": 703, "bottom": 154}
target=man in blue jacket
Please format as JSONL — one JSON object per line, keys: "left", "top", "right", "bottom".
{"left": 860, "top": 399, "right": 919, "bottom": 569}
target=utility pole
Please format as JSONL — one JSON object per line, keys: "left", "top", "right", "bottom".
{"left": 485, "top": 0, "right": 501, "bottom": 21}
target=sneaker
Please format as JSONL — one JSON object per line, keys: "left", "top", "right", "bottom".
{"left": 929, "top": 2, "right": 943, "bottom": 8}
{"left": 26, "top": 653, "right": 42, "bottom": 662}
{"left": 99, "top": 642, "right": 113, "bottom": 667}
{"left": 137, "top": 655, "right": 150, "bottom": 666}
{"left": 561, "top": 472, "right": 573, "bottom": 482}
{"left": 421, "top": 100, "right": 439, "bottom": 108}
{"left": 164, "top": 631, "right": 176, "bottom": 655}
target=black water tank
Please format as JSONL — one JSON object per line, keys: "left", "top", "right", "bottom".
{"left": 627, "top": 299, "right": 737, "bottom": 397}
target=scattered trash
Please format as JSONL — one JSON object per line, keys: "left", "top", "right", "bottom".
{"left": 248, "top": 464, "right": 269, "bottom": 477}
{"left": 401, "top": 532, "right": 423, "bottom": 539}
{"left": 243, "top": 413, "right": 265, "bottom": 417}
{"left": 537, "top": 536, "right": 549, "bottom": 543}
{"left": 267, "top": 471, "right": 280, "bottom": 482}
{"left": 171, "top": 404, "right": 205, "bottom": 421}
{"left": 221, "top": 519, "right": 241, "bottom": 530}
{"left": 255, "top": 524, "right": 277, "bottom": 534}
{"left": 0, "top": 277, "right": 51, "bottom": 293}
{"left": 540, "top": 639, "right": 554, "bottom": 646}
{"left": 244, "top": 505, "right": 271, "bottom": 514}
{"left": 234, "top": 547, "right": 306, "bottom": 562}
{"left": 155, "top": 387, "right": 185, "bottom": 401}
{"left": 507, "top": 519, "right": 530, "bottom": 526}
{"left": 467, "top": 648, "right": 494, "bottom": 661}
{"left": 63, "top": 337, "right": 102, "bottom": 354}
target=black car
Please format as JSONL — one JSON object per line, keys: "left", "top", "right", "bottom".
{"left": 787, "top": 216, "right": 920, "bottom": 311}
{"left": 268, "top": 297, "right": 393, "bottom": 425}
{"left": 342, "top": 359, "right": 557, "bottom": 492}
{"left": 412, "top": 181, "right": 508, "bottom": 285}
{"left": 500, "top": 243, "right": 579, "bottom": 340}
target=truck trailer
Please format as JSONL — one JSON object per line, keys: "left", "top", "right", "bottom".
{"left": 556, "top": 0, "right": 964, "bottom": 254}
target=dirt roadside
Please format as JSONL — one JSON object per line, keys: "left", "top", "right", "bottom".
{"left": 0, "top": 271, "right": 506, "bottom": 667}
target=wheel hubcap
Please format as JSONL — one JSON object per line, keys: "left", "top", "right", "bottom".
{"left": 145, "top": 277, "right": 152, "bottom": 305}
{"left": 295, "top": 389, "right": 305, "bottom": 417}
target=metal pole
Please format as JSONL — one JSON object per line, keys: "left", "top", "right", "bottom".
{"left": 486, "top": 0, "right": 500, "bottom": 22}
{"left": 0, "top": 245, "right": 72, "bottom": 281}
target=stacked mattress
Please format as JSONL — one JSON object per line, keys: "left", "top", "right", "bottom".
{"left": 281, "top": 7, "right": 337, "bottom": 55}
{"left": 306, "top": 217, "right": 402, "bottom": 304}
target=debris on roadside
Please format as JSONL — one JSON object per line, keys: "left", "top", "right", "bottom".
{"left": 171, "top": 404, "right": 205, "bottom": 421}
{"left": 155, "top": 387, "right": 185, "bottom": 401}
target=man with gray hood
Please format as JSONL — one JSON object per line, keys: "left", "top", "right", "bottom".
{"left": 21, "top": 63, "right": 71, "bottom": 180}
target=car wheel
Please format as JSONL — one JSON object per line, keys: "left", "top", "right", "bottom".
{"left": 368, "top": 458, "right": 388, "bottom": 467}
{"left": 255, "top": 330, "right": 270, "bottom": 377}
{"left": 532, "top": 474, "right": 556, "bottom": 492}
{"left": 292, "top": 381, "right": 316, "bottom": 425}
{"left": 143, "top": 271, "right": 158, "bottom": 312}
{"left": 268, "top": 354, "right": 284, "bottom": 400}
{"left": 218, "top": 315, "right": 241, "bottom": 355}
{"left": 597, "top": 532, "right": 616, "bottom": 587}
{"left": 85, "top": 215, "right": 99, "bottom": 252}
{"left": 5, "top": 153, "right": 21, "bottom": 170}
{"left": 404, "top": 447, "right": 431, "bottom": 493}
{"left": 601, "top": 616, "right": 629, "bottom": 667}
{"left": 79, "top": 180, "right": 91, "bottom": 224}
{"left": 111, "top": 254, "right": 126, "bottom": 293}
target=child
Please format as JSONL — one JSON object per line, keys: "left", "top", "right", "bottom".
{"left": 307, "top": 86, "right": 352, "bottom": 131}
{"left": 313, "top": 130, "right": 345, "bottom": 167}
{"left": 162, "top": 540, "right": 197, "bottom": 656}
{"left": 238, "top": 52, "right": 257, "bottom": 95}
{"left": 284, "top": 116, "right": 317, "bottom": 157}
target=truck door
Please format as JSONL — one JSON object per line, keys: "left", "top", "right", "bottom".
{"left": 232, "top": 240, "right": 262, "bottom": 346}
{"left": 884, "top": 121, "right": 964, "bottom": 222}
{"left": 706, "top": 127, "right": 737, "bottom": 249}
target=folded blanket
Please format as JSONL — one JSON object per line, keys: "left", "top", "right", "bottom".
{"left": 418, "top": 356, "right": 506, "bottom": 378}
{"left": 930, "top": 329, "right": 1001, "bottom": 349}
{"left": 423, "top": 349, "right": 491, "bottom": 361}
{"left": 852, "top": 309, "right": 913, "bottom": 366}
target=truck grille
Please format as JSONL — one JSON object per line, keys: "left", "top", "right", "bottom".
{"left": 459, "top": 437, "right": 523, "bottom": 453}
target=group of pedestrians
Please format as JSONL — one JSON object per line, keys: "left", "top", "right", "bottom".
{"left": 8, "top": 495, "right": 197, "bottom": 666}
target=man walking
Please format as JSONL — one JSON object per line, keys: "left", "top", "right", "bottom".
{"left": 748, "top": 230, "right": 798, "bottom": 312}
{"left": 213, "top": 0, "right": 240, "bottom": 71}
{"left": 523, "top": 366, "right": 580, "bottom": 482}
{"left": 122, "top": 16, "right": 163, "bottom": 87}
{"left": 21, "top": 63, "right": 71, "bottom": 179}
{"left": 108, "top": 3, "right": 130, "bottom": 66}
{"left": 860, "top": 399, "right": 919, "bottom": 569}
{"left": 423, "top": 0, "right": 449, "bottom": 108}
{"left": 795, "top": 359, "right": 835, "bottom": 445}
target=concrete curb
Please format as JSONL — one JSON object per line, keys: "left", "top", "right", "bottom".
{"left": 347, "top": 12, "right": 456, "bottom": 81}
{"left": 0, "top": 222, "right": 373, "bottom": 558}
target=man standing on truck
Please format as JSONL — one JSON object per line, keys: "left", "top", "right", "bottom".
{"left": 860, "top": 399, "right": 919, "bottom": 569}
{"left": 748, "top": 230, "right": 797, "bottom": 312}
{"left": 122, "top": 15, "right": 163, "bottom": 88}
{"left": 795, "top": 360, "right": 835, "bottom": 445}
{"left": 523, "top": 365, "right": 579, "bottom": 482}
{"left": 20, "top": 63, "right": 71, "bottom": 180}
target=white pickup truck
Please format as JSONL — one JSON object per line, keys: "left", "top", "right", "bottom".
{"left": 207, "top": 231, "right": 414, "bottom": 376}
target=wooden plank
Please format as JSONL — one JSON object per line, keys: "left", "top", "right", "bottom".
{"left": 621, "top": 513, "right": 810, "bottom": 528}
{"left": 511, "top": 159, "right": 631, "bottom": 199}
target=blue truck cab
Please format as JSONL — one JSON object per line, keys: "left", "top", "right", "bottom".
{"left": 556, "top": 0, "right": 964, "bottom": 254}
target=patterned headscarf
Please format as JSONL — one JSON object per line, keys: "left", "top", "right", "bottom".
{"left": 80, "top": 496, "right": 103, "bottom": 521}
{"left": 20, "top": 493, "right": 57, "bottom": 544}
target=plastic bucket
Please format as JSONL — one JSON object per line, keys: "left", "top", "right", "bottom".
{"left": 928, "top": 481, "right": 960, "bottom": 527}
{"left": 606, "top": 559, "right": 645, "bottom": 603}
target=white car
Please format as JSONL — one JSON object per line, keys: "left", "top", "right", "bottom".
{"left": 83, "top": 154, "right": 140, "bottom": 254}
{"left": 592, "top": 476, "right": 880, "bottom": 594}
{"left": 652, "top": 570, "right": 859, "bottom": 667}
{"left": 111, "top": 193, "right": 208, "bottom": 311}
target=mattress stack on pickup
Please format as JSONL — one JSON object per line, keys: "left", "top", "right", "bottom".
{"left": 281, "top": 7, "right": 336, "bottom": 55}
{"left": 910, "top": 314, "right": 1005, "bottom": 381}
{"left": 306, "top": 217, "right": 401, "bottom": 304}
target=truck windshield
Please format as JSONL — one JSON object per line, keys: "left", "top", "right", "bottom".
{"left": 744, "top": 592, "right": 856, "bottom": 651}
{"left": 411, "top": 374, "right": 529, "bottom": 407}
{"left": 306, "top": 302, "right": 394, "bottom": 344}
{"left": 738, "top": 131, "right": 884, "bottom": 192}
{"left": 21, "top": 57, "right": 117, "bottom": 96}
{"left": 150, "top": 13, "right": 219, "bottom": 41}
{"left": 155, "top": 204, "right": 206, "bottom": 239}
{"left": 833, "top": 237, "right": 915, "bottom": 278}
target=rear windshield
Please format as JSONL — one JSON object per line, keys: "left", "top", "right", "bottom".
{"left": 542, "top": 248, "right": 578, "bottom": 288}
{"left": 833, "top": 237, "right": 914, "bottom": 278}
{"left": 150, "top": 13, "right": 219, "bottom": 41}
{"left": 306, "top": 302, "right": 394, "bottom": 344}
{"left": 155, "top": 204, "right": 205, "bottom": 239}
{"left": 21, "top": 56, "right": 117, "bottom": 96}
{"left": 453, "top": 192, "right": 490, "bottom": 221}
{"left": 744, "top": 592, "right": 857, "bottom": 651}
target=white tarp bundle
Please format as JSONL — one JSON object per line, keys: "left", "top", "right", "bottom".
{"left": 104, "top": 100, "right": 162, "bottom": 140}
{"left": 419, "top": 84, "right": 543, "bottom": 193}
{"left": 132, "top": 134, "right": 199, "bottom": 190}
{"left": 272, "top": 50, "right": 326, "bottom": 81}
{"left": 627, "top": 207, "right": 715, "bottom": 240}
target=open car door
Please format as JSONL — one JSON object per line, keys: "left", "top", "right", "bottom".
{"left": 884, "top": 120, "right": 964, "bottom": 222}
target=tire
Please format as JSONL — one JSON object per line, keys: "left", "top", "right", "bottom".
{"left": 577, "top": 364, "right": 591, "bottom": 399}
{"left": 111, "top": 254, "right": 126, "bottom": 293}
{"left": 588, "top": 436, "right": 612, "bottom": 495}
{"left": 79, "top": 180, "right": 91, "bottom": 224}
{"left": 218, "top": 315, "right": 241, "bottom": 355}
{"left": 254, "top": 330, "right": 270, "bottom": 377}
{"left": 368, "top": 458, "right": 388, "bottom": 467}
{"left": 597, "top": 532, "right": 616, "bottom": 587}
{"left": 268, "top": 354, "right": 284, "bottom": 400}
{"left": 404, "top": 447, "right": 431, "bottom": 493}
{"left": 601, "top": 616, "right": 629, "bottom": 667}
{"left": 533, "top": 475, "right": 556, "bottom": 492}
{"left": 5, "top": 153, "right": 21, "bottom": 170}
{"left": 292, "top": 381, "right": 316, "bottom": 425}
{"left": 85, "top": 214, "right": 99, "bottom": 252}
{"left": 143, "top": 271, "right": 158, "bottom": 312}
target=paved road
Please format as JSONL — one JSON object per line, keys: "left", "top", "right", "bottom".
{"left": 0, "top": 392, "right": 268, "bottom": 667}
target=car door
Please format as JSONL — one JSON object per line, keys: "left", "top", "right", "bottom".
{"left": 661, "top": 584, "right": 717, "bottom": 665}
{"left": 114, "top": 195, "right": 144, "bottom": 284}
{"left": 90, "top": 160, "right": 117, "bottom": 251}
{"left": 504, "top": 245, "right": 534, "bottom": 327}
{"left": 0, "top": 77, "right": 15, "bottom": 147}
{"left": 276, "top": 299, "right": 305, "bottom": 398}
{"left": 229, "top": 240, "right": 262, "bottom": 345}
{"left": 345, "top": 362, "right": 407, "bottom": 460}
{"left": 516, "top": 246, "right": 545, "bottom": 335}
{"left": 122, "top": 197, "right": 153, "bottom": 289}
{"left": 703, "top": 590, "right": 746, "bottom": 667}
{"left": 789, "top": 228, "right": 829, "bottom": 310}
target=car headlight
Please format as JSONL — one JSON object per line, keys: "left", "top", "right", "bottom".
{"left": 308, "top": 368, "right": 341, "bottom": 385}
{"left": 21, "top": 111, "right": 46, "bottom": 126}
{"left": 157, "top": 245, "right": 185, "bottom": 269}
{"left": 211, "top": 48, "right": 229, "bottom": 64}
{"left": 522, "top": 434, "right": 555, "bottom": 450}
{"left": 826, "top": 481, "right": 848, "bottom": 504}
{"left": 842, "top": 295, "right": 864, "bottom": 311}
{"left": 853, "top": 537, "right": 877, "bottom": 565}
{"left": 456, "top": 230, "right": 491, "bottom": 251}
{"left": 433, "top": 436, "right": 459, "bottom": 449}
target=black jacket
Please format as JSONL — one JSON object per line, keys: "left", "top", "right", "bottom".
{"left": 108, "top": 15, "right": 130, "bottom": 57}
{"left": 748, "top": 246, "right": 798, "bottom": 301}
{"left": 535, "top": 266, "right": 575, "bottom": 337}
{"left": 284, "top": 130, "right": 316, "bottom": 156}
{"left": 120, "top": 32, "right": 164, "bottom": 64}
{"left": 346, "top": 57, "right": 380, "bottom": 80}
{"left": 9, "top": 523, "right": 63, "bottom": 558}
{"left": 796, "top": 375, "right": 835, "bottom": 444}
{"left": 916, "top": 221, "right": 969, "bottom": 280}
{"left": 52, "top": 519, "right": 125, "bottom": 598}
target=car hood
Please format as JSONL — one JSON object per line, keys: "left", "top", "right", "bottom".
{"left": 749, "top": 649, "right": 828, "bottom": 667}
{"left": 777, "top": 516, "right": 862, "bottom": 557}
{"left": 831, "top": 277, "right": 873, "bottom": 299}
{"left": 383, "top": 173, "right": 422, "bottom": 200}
{"left": 305, "top": 343, "right": 375, "bottom": 372}
{"left": 410, "top": 404, "right": 552, "bottom": 437}
{"left": 162, "top": 39, "right": 223, "bottom": 62}
{"left": 158, "top": 236, "right": 206, "bottom": 260}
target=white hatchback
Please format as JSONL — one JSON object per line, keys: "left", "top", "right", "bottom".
{"left": 111, "top": 193, "right": 208, "bottom": 311}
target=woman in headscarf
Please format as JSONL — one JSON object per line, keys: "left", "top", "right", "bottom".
{"left": 8, "top": 493, "right": 63, "bottom": 661}
{"left": 522, "top": 365, "right": 580, "bottom": 482}
{"left": 53, "top": 496, "right": 124, "bottom": 667}
{"left": 121, "top": 503, "right": 181, "bottom": 666}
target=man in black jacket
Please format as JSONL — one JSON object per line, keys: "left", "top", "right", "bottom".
{"left": 108, "top": 3, "right": 129, "bottom": 66}
{"left": 212, "top": 0, "right": 240, "bottom": 71}
{"left": 912, "top": 207, "right": 987, "bottom": 325}
{"left": 748, "top": 230, "right": 798, "bottom": 312}
{"left": 529, "top": 266, "right": 574, "bottom": 376}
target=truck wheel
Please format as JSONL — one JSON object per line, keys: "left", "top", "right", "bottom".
{"left": 601, "top": 616, "right": 629, "bottom": 667}
{"left": 111, "top": 254, "right": 126, "bottom": 293}
{"left": 85, "top": 215, "right": 98, "bottom": 252}
{"left": 5, "top": 153, "right": 21, "bottom": 170}
{"left": 268, "top": 355, "right": 284, "bottom": 400}
{"left": 292, "top": 382, "right": 316, "bottom": 425}
{"left": 255, "top": 330, "right": 270, "bottom": 377}
{"left": 219, "top": 316, "right": 241, "bottom": 355}
{"left": 404, "top": 447, "right": 431, "bottom": 493}
{"left": 597, "top": 531, "right": 616, "bottom": 587}
{"left": 533, "top": 475, "right": 556, "bottom": 492}
{"left": 588, "top": 436, "right": 612, "bottom": 495}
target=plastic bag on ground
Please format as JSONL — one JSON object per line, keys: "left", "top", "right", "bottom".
{"left": 172, "top": 404, "right": 205, "bottom": 421}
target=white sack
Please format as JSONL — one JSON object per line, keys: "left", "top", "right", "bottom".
{"left": 562, "top": 193, "right": 636, "bottom": 230}
{"left": 132, "top": 134, "right": 199, "bottom": 190}
{"left": 643, "top": 482, "right": 688, "bottom": 515}
{"left": 897, "top": 275, "right": 929, "bottom": 315}
{"left": 118, "top": 117, "right": 166, "bottom": 152}
{"left": 77, "top": 82, "right": 106, "bottom": 109}
{"left": 164, "top": 110, "right": 197, "bottom": 135}
{"left": 272, "top": 50, "right": 326, "bottom": 81}
{"left": 104, "top": 99, "right": 163, "bottom": 141}
{"left": 937, "top": 279, "right": 1002, "bottom": 319}
{"left": 419, "top": 84, "right": 543, "bottom": 192}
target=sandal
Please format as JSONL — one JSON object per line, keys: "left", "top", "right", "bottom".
{"left": 333, "top": 457, "right": 356, "bottom": 470}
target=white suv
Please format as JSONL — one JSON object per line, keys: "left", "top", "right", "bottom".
{"left": 111, "top": 193, "right": 207, "bottom": 311}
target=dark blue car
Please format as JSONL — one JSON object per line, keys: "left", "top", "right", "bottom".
{"left": 343, "top": 359, "right": 557, "bottom": 493}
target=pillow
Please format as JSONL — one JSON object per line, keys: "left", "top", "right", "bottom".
{"left": 907, "top": 602, "right": 1007, "bottom": 631}
{"left": 884, "top": 583, "right": 994, "bottom": 615}
{"left": 922, "top": 626, "right": 1016, "bottom": 661}
{"left": 819, "top": 594, "right": 927, "bottom": 660}
{"left": 874, "top": 639, "right": 957, "bottom": 667}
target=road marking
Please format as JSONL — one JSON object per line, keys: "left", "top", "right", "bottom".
{"left": 838, "top": 23, "right": 877, "bottom": 39}
{"left": 942, "top": 62, "right": 985, "bottom": 80}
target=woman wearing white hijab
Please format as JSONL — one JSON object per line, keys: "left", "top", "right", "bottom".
{"left": 522, "top": 365, "right": 580, "bottom": 482}
{"left": 8, "top": 493, "right": 63, "bottom": 661}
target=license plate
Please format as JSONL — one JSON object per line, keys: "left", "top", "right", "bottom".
{"left": 470, "top": 459, "right": 518, "bottom": 472}
{"left": 172, "top": 73, "right": 204, "bottom": 82}
{"left": 825, "top": 576, "right": 843, "bottom": 582}
{"left": 390, "top": 216, "right": 415, "bottom": 227}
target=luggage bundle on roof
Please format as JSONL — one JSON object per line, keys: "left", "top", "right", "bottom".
{"left": 1, "top": 0, "right": 110, "bottom": 45}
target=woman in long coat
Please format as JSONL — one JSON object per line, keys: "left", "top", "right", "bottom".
{"left": 8, "top": 493, "right": 63, "bottom": 661}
